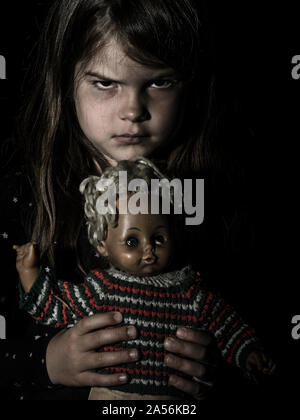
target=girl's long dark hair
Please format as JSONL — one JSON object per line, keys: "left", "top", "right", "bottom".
{"left": 19, "top": 0, "right": 217, "bottom": 270}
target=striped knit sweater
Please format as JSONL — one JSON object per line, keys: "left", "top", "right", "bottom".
{"left": 19, "top": 265, "right": 261, "bottom": 397}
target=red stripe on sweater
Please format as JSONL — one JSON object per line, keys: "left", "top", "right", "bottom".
{"left": 73, "top": 298, "right": 199, "bottom": 324}
{"left": 218, "top": 319, "right": 241, "bottom": 349}
{"left": 226, "top": 328, "right": 256, "bottom": 364}
{"left": 208, "top": 304, "right": 231, "bottom": 332}
{"left": 104, "top": 366, "right": 169, "bottom": 377}
{"left": 62, "top": 301, "right": 68, "bottom": 325}
{"left": 63, "top": 282, "right": 86, "bottom": 319}
{"left": 197, "top": 291, "right": 214, "bottom": 322}
{"left": 33, "top": 289, "right": 54, "bottom": 321}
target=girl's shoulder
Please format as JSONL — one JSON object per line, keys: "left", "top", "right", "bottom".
{"left": 0, "top": 137, "right": 31, "bottom": 201}
{"left": 0, "top": 138, "right": 34, "bottom": 243}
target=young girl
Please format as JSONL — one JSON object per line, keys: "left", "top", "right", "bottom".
{"left": 1, "top": 0, "right": 221, "bottom": 400}
{"left": 0, "top": 0, "right": 263, "bottom": 401}
{"left": 14, "top": 158, "right": 275, "bottom": 400}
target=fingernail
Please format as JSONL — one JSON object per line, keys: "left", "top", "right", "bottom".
{"left": 127, "top": 326, "right": 137, "bottom": 338}
{"left": 176, "top": 328, "right": 186, "bottom": 338}
{"left": 169, "top": 375, "right": 178, "bottom": 386}
{"left": 164, "top": 337, "right": 175, "bottom": 349}
{"left": 164, "top": 355, "right": 174, "bottom": 365}
{"left": 113, "top": 312, "right": 123, "bottom": 323}
{"left": 129, "top": 349, "right": 138, "bottom": 360}
{"left": 119, "top": 374, "right": 127, "bottom": 383}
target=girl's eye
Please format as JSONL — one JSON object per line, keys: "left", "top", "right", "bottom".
{"left": 93, "top": 80, "right": 115, "bottom": 90}
{"left": 150, "top": 79, "right": 176, "bottom": 89}
{"left": 154, "top": 235, "right": 165, "bottom": 245}
{"left": 126, "top": 237, "right": 139, "bottom": 248}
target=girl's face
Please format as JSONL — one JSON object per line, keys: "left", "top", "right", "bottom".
{"left": 74, "top": 38, "right": 184, "bottom": 166}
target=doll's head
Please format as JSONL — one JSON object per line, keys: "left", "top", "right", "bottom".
{"left": 80, "top": 157, "right": 179, "bottom": 275}
{"left": 96, "top": 209, "right": 174, "bottom": 276}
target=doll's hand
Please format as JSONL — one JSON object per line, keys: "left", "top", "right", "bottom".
{"left": 13, "top": 242, "right": 40, "bottom": 292}
{"left": 164, "top": 328, "right": 218, "bottom": 399}
{"left": 46, "top": 312, "right": 140, "bottom": 387}
{"left": 246, "top": 350, "right": 276, "bottom": 375}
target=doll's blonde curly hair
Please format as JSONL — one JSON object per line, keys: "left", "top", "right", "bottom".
{"left": 79, "top": 157, "right": 171, "bottom": 248}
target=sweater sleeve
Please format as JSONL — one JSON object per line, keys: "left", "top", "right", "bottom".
{"left": 200, "top": 290, "right": 263, "bottom": 370}
{"left": 19, "top": 267, "right": 81, "bottom": 327}
{"left": 19, "top": 268, "right": 97, "bottom": 327}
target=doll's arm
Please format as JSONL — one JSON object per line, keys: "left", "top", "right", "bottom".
{"left": 246, "top": 350, "right": 276, "bottom": 375}
{"left": 14, "top": 242, "right": 77, "bottom": 326}
{"left": 13, "top": 242, "right": 40, "bottom": 292}
{"left": 202, "top": 291, "right": 264, "bottom": 370}
{"left": 15, "top": 244, "right": 97, "bottom": 327}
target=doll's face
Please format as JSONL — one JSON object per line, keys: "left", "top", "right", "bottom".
{"left": 97, "top": 212, "right": 174, "bottom": 276}
{"left": 74, "top": 37, "right": 183, "bottom": 166}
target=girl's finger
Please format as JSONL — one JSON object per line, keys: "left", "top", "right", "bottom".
{"left": 75, "top": 371, "right": 129, "bottom": 387}
{"left": 176, "top": 327, "right": 213, "bottom": 346}
{"left": 164, "top": 336, "right": 215, "bottom": 364}
{"left": 164, "top": 353, "right": 210, "bottom": 380}
{"left": 81, "top": 348, "right": 140, "bottom": 371}
{"left": 74, "top": 312, "right": 123, "bottom": 336}
{"left": 168, "top": 374, "right": 212, "bottom": 399}
{"left": 81, "top": 324, "right": 138, "bottom": 352}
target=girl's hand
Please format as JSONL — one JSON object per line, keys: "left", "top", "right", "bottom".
{"left": 46, "top": 312, "right": 140, "bottom": 387}
{"left": 164, "top": 328, "right": 218, "bottom": 399}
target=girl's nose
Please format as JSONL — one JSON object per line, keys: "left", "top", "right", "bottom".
{"left": 118, "top": 91, "right": 149, "bottom": 123}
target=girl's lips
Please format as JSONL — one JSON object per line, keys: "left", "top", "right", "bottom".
{"left": 113, "top": 135, "right": 149, "bottom": 145}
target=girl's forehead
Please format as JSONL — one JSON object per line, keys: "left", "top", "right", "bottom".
{"left": 77, "top": 37, "right": 176, "bottom": 80}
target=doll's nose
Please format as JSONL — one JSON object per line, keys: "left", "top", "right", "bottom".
{"left": 142, "top": 245, "right": 156, "bottom": 262}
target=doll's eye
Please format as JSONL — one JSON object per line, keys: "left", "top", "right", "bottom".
{"left": 126, "top": 237, "right": 139, "bottom": 247}
{"left": 154, "top": 235, "right": 165, "bottom": 245}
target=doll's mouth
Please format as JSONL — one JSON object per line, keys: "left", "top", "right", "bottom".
{"left": 144, "top": 260, "right": 155, "bottom": 265}
{"left": 143, "top": 256, "right": 157, "bottom": 265}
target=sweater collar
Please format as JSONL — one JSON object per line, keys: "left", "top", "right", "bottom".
{"left": 106, "top": 265, "right": 193, "bottom": 288}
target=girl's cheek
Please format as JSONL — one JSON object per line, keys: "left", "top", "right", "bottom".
{"left": 93, "top": 88, "right": 119, "bottom": 101}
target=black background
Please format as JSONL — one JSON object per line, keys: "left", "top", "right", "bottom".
{"left": 0, "top": 0, "right": 298, "bottom": 410}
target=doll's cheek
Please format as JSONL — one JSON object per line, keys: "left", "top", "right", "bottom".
{"left": 117, "top": 251, "right": 140, "bottom": 267}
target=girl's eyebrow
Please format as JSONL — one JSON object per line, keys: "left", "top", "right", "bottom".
{"left": 84, "top": 69, "right": 178, "bottom": 81}
{"left": 84, "top": 71, "right": 112, "bottom": 80}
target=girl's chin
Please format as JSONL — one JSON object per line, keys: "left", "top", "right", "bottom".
{"left": 109, "top": 145, "right": 158, "bottom": 162}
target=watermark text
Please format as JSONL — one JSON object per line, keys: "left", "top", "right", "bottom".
{"left": 0, "top": 55, "right": 6, "bottom": 79}
{"left": 96, "top": 174, "right": 204, "bottom": 225}
{"left": 291, "top": 55, "right": 300, "bottom": 80}
{"left": 0, "top": 315, "right": 6, "bottom": 339}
